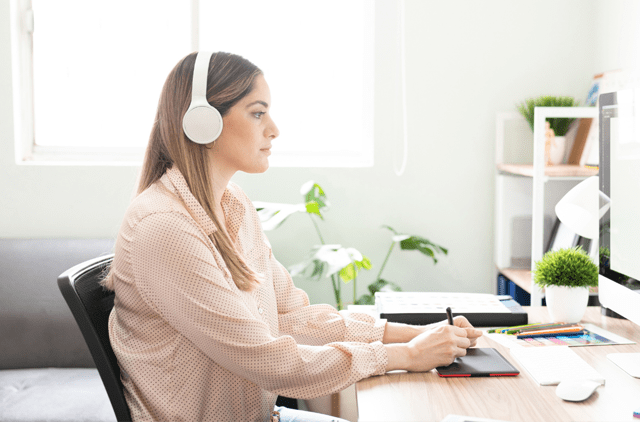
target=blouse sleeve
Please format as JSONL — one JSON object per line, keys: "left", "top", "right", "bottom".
{"left": 271, "top": 251, "right": 387, "bottom": 346}
{"left": 130, "top": 211, "right": 388, "bottom": 400}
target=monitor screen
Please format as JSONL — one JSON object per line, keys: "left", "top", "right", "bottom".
{"left": 598, "top": 91, "right": 640, "bottom": 326}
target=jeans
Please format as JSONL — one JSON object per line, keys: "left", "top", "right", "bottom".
{"left": 273, "top": 406, "right": 350, "bottom": 422}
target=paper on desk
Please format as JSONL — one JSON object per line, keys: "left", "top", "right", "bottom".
{"left": 485, "top": 323, "right": 635, "bottom": 349}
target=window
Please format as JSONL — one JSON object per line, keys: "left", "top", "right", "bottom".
{"left": 199, "top": 0, "right": 374, "bottom": 167}
{"left": 12, "top": 0, "right": 374, "bottom": 167}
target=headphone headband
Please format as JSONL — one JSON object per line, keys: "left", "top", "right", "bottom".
{"left": 191, "top": 51, "right": 212, "bottom": 102}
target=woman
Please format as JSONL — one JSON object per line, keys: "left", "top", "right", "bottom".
{"left": 104, "top": 51, "right": 482, "bottom": 422}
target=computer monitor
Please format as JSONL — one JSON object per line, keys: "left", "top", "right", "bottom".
{"left": 598, "top": 90, "right": 640, "bottom": 328}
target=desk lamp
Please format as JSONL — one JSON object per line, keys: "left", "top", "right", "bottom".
{"left": 555, "top": 176, "right": 610, "bottom": 260}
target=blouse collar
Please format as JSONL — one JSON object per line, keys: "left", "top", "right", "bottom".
{"left": 164, "top": 167, "right": 220, "bottom": 236}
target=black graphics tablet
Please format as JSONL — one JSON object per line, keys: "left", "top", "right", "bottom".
{"left": 435, "top": 348, "right": 519, "bottom": 377}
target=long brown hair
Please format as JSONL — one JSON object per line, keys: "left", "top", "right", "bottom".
{"left": 105, "top": 52, "right": 263, "bottom": 291}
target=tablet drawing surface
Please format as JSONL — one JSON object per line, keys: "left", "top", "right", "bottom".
{"left": 435, "top": 348, "right": 519, "bottom": 377}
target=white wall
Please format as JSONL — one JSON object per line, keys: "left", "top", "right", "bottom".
{"left": 1, "top": 0, "right": 625, "bottom": 306}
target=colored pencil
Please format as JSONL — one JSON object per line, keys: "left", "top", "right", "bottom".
{"left": 516, "top": 326, "right": 583, "bottom": 336}
{"left": 512, "top": 323, "right": 579, "bottom": 335}
{"left": 487, "top": 322, "right": 550, "bottom": 334}
{"left": 517, "top": 330, "right": 586, "bottom": 339}
{"left": 516, "top": 326, "right": 583, "bottom": 338}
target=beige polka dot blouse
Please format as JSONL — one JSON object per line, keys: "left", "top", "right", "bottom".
{"left": 107, "top": 167, "right": 388, "bottom": 422}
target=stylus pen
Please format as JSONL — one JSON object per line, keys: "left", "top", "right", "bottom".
{"left": 446, "top": 307, "right": 454, "bottom": 325}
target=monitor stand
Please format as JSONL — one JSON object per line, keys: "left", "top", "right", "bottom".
{"left": 607, "top": 353, "right": 640, "bottom": 378}
{"left": 601, "top": 306, "right": 626, "bottom": 319}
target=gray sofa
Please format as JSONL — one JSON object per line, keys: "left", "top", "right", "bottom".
{"left": 0, "top": 239, "right": 117, "bottom": 422}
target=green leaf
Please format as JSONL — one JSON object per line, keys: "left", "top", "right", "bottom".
{"left": 322, "top": 249, "right": 372, "bottom": 283}
{"left": 310, "top": 260, "right": 325, "bottom": 279}
{"left": 533, "top": 246, "right": 598, "bottom": 288}
{"left": 339, "top": 263, "right": 357, "bottom": 282}
{"left": 418, "top": 246, "right": 435, "bottom": 257}
{"left": 288, "top": 251, "right": 329, "bottom": 281}
{"left": 515, "top": 96, "right": 581, "bottom": 136}
{"left": 382, "top": 225, "right": 399, "bottom": 235}
{"left": 288, "top": 261, "right": 308, "bottom": 278}
{"left": 301, "top": 181, "right": 329, "bottom": 215}
{"left": 361, "top": 256, "right": 372, "bottom": 270}
{"left": 367, "top": 279, "right": 386, "bottom": 295}
{"left": 355, "top": 294, "right": 375, "bottom": 305}
{"left": 305, "top": 201, "right": 322, "bottom": 218}
{"left": 367, "top": 278, "right": 402, "bottom": 295}
{"left": 290, "top": 245, "right": 366, "bottom": 280}
{"left": 399, "top": 237, "right": 420, "bottom": 250}
{"left": 385, "top": 230, "right": 448, "bottom": 264}
{"left": 253, "top": 201, "right": 306, "bottom": 231}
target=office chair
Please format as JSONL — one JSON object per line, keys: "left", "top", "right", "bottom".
{"left": 57, "top": 254, "right": 132, "bottom": 422}
{"left": 58, "top": 254, "right": 298, "bottom": 417}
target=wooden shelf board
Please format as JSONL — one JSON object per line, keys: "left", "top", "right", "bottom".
{"left": 499, "top": 268, "right": 532, "bottom": 293}
{"left": 499, "top": 267, "right": 598, "bottom": 295}
{"left": 497, "top": 164, "right": 598, "bottom": 178}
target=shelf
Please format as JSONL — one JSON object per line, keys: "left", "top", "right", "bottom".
{"left": 495, "top": 107, "right": 599, "bottom": 306}
{"left": 499, "top": 267, "right": 599, "bottom": 296}
{"left": 497, "top": 164, "right": 599, "bottom": 178}
{"left": 499, "top": 268, "right": 532, "bottom": 293}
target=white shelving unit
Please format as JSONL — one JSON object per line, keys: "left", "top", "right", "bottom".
{"left": 495, "top": 107, "right": 598, "bottom": 306}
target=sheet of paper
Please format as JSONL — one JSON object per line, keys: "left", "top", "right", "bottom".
{"left": 486, "top": 323, "right": 635, "bottom": 349}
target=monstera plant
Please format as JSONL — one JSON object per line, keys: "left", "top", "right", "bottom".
{"left": 254, "top": 181, "right": 448, "bottom": 310}
{"left": 354, "top": 225, "right": 448, "bottom": 305}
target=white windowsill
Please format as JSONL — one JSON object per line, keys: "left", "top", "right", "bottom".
{"left": 17, "top": 146, "right": 145, "bottom": 166}
{"left": 17, "top": 146, "right": 374, "bottom": 168}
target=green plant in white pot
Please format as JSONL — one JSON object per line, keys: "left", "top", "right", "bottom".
{"left": 516, "top": 96, "right": 580, "bottom": 165}
{"left": 533, "top": 246, "right": 598, "bottom": 323}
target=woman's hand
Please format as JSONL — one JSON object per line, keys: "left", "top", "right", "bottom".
{"left": 451, "top": 315, "right": 483, "bottom": 347}
{"left": 403, "top": 324, "right": 471, "bottom": 371}
{"left": 382, "top": 316, "right": 482, "bottom": 346}
{"left": 383, "top": 317, "right": 483, "bottom": 373}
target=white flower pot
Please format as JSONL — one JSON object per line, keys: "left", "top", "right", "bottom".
{"left": 545, "top": 285, "right": 589, "bottom": 323}
{"left": 549, "top": 135, "right": 566, "bottom": 165}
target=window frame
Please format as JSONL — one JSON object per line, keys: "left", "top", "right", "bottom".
{"left": 11, "top": 0, "right": 374, "bottom": 167}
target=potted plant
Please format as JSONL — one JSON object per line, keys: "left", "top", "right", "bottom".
{"left": 516, "top": 96, "right": 580, "bottom": 165}
{"left": 533, "top": 246, "right": 598, "bottom": 323}
{"left": 254, "top": 181, "right": 447, "bottom": 310}
{"left": 254, "top": 181, "right": 372, "bottom": 310}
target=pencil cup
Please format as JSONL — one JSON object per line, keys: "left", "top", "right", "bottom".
{"left": 545, "top": 285, "right": 589, "bottom": 324}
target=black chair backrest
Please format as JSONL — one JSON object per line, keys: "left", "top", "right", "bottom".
{"left": 57, "top": 254, "right": 132, "bottom": 422}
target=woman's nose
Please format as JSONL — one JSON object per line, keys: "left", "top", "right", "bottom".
{"left": 268, "top": 117, "right": 279, "bottom": 139}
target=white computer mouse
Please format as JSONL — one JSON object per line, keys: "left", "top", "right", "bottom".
{"left": 555, "top": 379, "right": 601, "bottom": 402}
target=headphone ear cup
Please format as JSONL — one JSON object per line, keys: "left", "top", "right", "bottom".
{"left": 183, "top": 51, "right": 223, "bottom": 145}
{"left": 182, "top": 100, "right": 223, "bottom": 144}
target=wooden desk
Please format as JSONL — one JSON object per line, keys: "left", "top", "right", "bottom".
{"left": 356, "top": 307, "right": 640, "bottom": 422}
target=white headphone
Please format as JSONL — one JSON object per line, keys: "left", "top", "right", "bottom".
{"left": 182, "top": 52, "right": 223, "bottom": 144}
